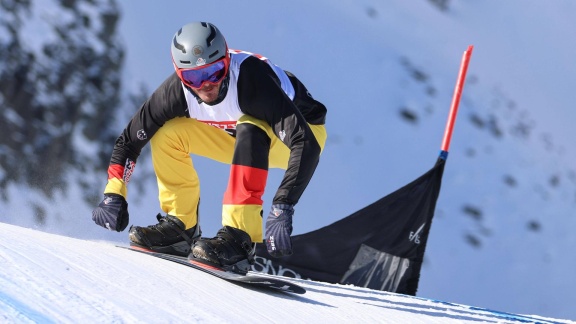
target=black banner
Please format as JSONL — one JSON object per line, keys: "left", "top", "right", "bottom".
{"left": 254, "top": 158, "right": 445, "bottom": 295}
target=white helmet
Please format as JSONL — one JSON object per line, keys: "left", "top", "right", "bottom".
{"left": 171, "top": 22, "right": 229, "bottom": 70}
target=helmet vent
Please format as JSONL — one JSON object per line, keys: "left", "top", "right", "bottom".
{"left": 208, "top": 50, "right": 219, "bottom": 59}
{"left": 206, "top": 24, "right": 217, "bottom": 46}
{"left": 173, "top": 34, "right": 186, "bottom": 54}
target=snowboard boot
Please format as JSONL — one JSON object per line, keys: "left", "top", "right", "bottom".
{"left": 129, "top": 214, "right": 201, "bottom": 257}
{"left": 189, "top": 226, "right": 255, "bottom": 274}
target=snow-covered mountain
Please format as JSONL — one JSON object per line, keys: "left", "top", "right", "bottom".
{"left": 1, "top": 0, "right": 575, "bottom": 320}
{"left": 1, "top": 222, "right": 572, "bottom": 323}
{"left": 0, "top": 0, "right": 124, "bottom": 203}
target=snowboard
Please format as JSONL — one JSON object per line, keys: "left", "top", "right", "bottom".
{"left": 118, "top": 245, "right": 306, "bottom": 295}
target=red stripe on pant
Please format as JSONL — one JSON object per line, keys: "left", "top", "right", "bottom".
{"left": 223, "top": 164, "right": 268, "bottom": 205}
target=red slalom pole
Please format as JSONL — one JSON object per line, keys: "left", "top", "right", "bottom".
{"left": 439, "top": 45, "right": 474, "bottom": 160}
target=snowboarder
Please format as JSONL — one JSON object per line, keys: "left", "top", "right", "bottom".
{"left": 92, "top": 21, "right": 327, "bottom": 273}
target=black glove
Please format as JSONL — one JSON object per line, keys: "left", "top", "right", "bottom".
{"left": 92, "top": 193, "right": 129, "bottom": 232}
{"left": 265, "top": 204, "right": 294, "bottom": 257}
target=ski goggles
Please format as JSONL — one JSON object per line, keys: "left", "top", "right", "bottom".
{"left": 176, "top": 58, "right": 229, "bottom": 89}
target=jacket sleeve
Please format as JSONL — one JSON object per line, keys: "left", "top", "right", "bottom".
{"left": 104, "top": 73, "right": 189, "bottom": 198}
{"left": 236, "top": 56, "right": 322, "bottom": 205}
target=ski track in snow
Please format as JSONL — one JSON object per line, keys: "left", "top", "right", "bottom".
{"left": 0, "top": 223, "right": 571, "bottom": 324}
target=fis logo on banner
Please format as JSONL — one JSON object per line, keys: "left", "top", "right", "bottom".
{"left": 409, "top": 223, "right": 426, "bottom": 245}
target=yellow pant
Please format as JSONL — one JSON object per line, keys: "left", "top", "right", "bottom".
{"left": 150, "top": 116, "right": 326, "bottom": 241}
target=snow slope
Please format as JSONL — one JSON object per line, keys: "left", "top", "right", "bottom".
{"left": 0, "top": 222, "right": 571, "bottom": 324}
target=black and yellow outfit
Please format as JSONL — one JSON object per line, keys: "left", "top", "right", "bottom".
{"left": 104, "top": 50, "right": 327, "bottom": 242}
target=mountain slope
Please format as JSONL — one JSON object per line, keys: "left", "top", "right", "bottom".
{"left": 0, "top": 222, "right": 570, "bottom": 323}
